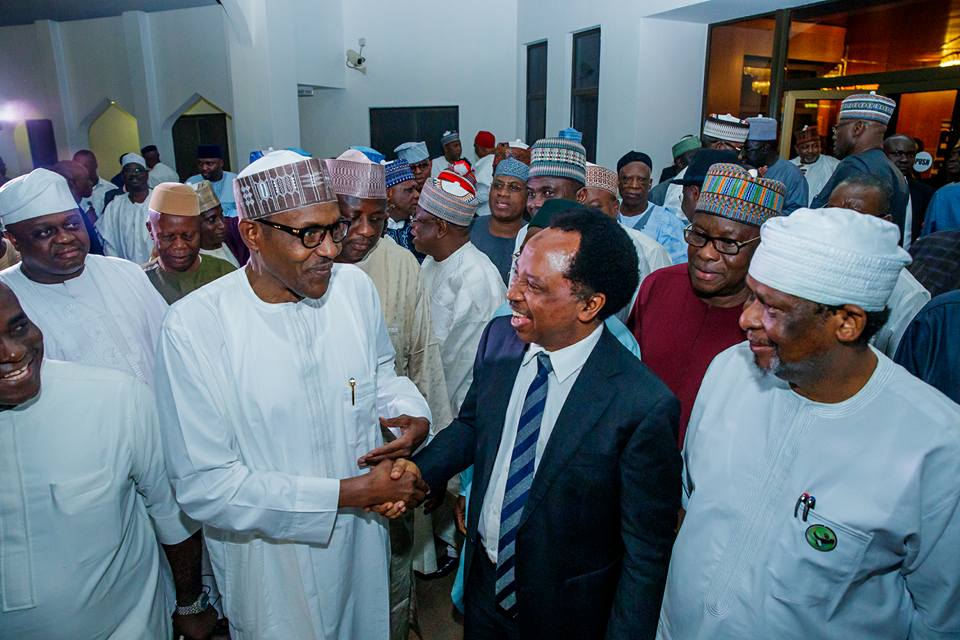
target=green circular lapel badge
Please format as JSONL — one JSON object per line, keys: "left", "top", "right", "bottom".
{"left": 805, "top": 524, "right": 838, "bottom": 552}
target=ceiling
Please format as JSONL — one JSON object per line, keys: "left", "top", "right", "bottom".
{"left": 1, "top": 0, "right": 219, "bottom": 27}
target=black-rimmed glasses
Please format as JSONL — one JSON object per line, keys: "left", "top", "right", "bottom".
{"left": 684, "top": 224, "right": 759, "bottom": 256}
{"left": 257, "top": 218, "right": 351, "bottom": 248}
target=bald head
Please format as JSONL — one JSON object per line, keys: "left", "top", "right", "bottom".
{"left": 71, "top": 150, "right": 99, "bottom": 184}
{"left": 51, "top": 161, "right": 93, "bottom": 201}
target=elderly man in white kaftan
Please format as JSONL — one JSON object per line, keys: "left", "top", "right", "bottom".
{"left": 412, "top": 173, "right": 505, "bottom": 417}
{"left": 0, "top": 168, "right": 167, "bottom": 387}
{"left": 96, "top": 153, "right": 155, "bottom": 264}
{"left": 658, "top": 208, "right": 960, "bottom": 639}
{"left": 155, "top": 150, "right": 431, "bottom": 640}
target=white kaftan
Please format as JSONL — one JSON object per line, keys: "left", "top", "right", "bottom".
{"left": 154, "top": 266, "right": 430, "bottom": 640}
{"left": 473, "top": 154, "right": 494, "bottom": 217}
{"left": 0, "top": 360, "right": 195, "bottom": 638}
{"left": 871, "top": 268, "right": 930, "bottom": 357}
{"left": 147, "top": 161, "right": 180, "bottom": 188}
{"left": 201, "top": 245, "right": 240, "bottom": 268}
{"left": 658, "top": 342, "right": 960, "bottom": 639}
{"left": 790, "top": 154, "right": 840, "bottom": 206}
{"left": 420, "top": 242, "right": 505, "bottom": 416}
{"left": 0, "top": 255, "right": 167, "bottom": 386}
{"left": 96, "top": 190, "right": 154, "bottom": 265}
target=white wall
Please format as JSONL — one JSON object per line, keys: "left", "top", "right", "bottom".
{"left": 516, "top": 0, "right": 708, "bottom": 177}
{"left": 0, "top": 25, "right": 49, "bottom": 176}
{"left": 298, "top": 0, "right": 520, "bottom": 160}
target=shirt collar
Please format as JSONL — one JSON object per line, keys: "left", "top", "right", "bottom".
{"left": 522, "top": 323, "right": 603, "bottom": 384}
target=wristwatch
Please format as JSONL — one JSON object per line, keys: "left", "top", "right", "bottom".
{"left": 175, "top": 592, "right": 210, "bottom": 616}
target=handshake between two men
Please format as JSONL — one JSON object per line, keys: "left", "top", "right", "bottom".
{"left": 337, "top": 414, "right": 437, "bottom": 518}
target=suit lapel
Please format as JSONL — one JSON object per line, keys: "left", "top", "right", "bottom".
{"left": 467, "top": 326, "right": 525, "bottom": 534}
{"left": 518, "top": 329, "right": 623, "bottom": 530}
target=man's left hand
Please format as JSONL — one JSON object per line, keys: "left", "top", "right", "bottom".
{"left": 358, "top": 415, "right": 430, "bottom": 466}
{"left": 172, "top": 607, "right": 218, "bottom": 640}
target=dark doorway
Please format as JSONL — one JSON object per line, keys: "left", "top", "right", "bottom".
{"left": 370, "top": 106, "right": 459, "bottom": 160}
{"left": 172, "top": 113, "right": 231, "bottom": 181}
{"left": 26, "top": 119, "right": 57, "bottom": 168}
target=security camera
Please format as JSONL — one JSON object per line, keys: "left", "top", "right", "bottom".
{"left": 347, "top": 50, "right": 366, "bottom": 67}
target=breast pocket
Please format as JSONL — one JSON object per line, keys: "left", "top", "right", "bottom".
{"left": 343, "top": 380, "right": 379, "bottom": 453}
{"left": 767, "top": 507, "right": 871, "bottom": 609}
{"left": 50, "top": 467, "right": 122, "bottom": 565}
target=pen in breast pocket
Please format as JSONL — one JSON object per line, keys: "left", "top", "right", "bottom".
{"left": 349, "top": 377, "right": 356, "bottom": 405}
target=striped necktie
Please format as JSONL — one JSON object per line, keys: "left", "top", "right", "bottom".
{"left": 495, "top": 352, "right": 552, "bottom": 617}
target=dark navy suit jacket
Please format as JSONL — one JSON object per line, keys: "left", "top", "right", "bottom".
{"left": 414, "top": 317, "right": 681, "bottom": 639}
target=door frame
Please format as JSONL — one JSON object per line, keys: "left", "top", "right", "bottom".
{"left": 779, "top": 89, "right": 858, "bottom": 160}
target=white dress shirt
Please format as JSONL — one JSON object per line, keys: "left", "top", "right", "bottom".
{"left": 479, "top": 324, "right": 604, "bottom": 562}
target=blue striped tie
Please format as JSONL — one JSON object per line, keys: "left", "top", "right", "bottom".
{"left": 495, "top": 352, "right": 552, "bottom": 617}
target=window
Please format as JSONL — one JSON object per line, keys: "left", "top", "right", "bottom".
{"left": 369, "top": 106, "right": 459, "bottom": 160}
{"left": 571, "top": 28, "right": 600, "bottom": 161}
{"left": 526, "top": 42, "right": 548, "bottom": 144}
{"left": 704, "top": 17, "right": 777, "bottom": 118}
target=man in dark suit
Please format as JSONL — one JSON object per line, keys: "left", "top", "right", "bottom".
{"left": 411, "top": 208, "right": 681, "bottom": 639}
{"left": 884, "top": 134, "right": 933, "bottom": 244}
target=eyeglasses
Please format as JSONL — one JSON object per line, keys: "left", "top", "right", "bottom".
{"left": 257, "top": 218, "right": 351, "bottom": 248}
{"left": 492, "top": 180, "right": 525, "bottom": 194}
{"left": 684, "top": 224, "right": 759, "bottom": 255}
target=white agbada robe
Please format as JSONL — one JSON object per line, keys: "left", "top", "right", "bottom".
{"left": 615, "top": 224, "right": 658, "bottom": 324}
{"left": 473, "top": 154, "right": 494, "bottom": 216}
{"left": 663, "top": 166, "right": 685, "bottom": 215}
{"left": 154, "top": 266, "right": 430, "bottom": 640}
{"left": 790, "top": 154, "right": 840, "bottom": 206}
{"left": 657, "top": 342, "right": 960, "bottom": 639}
{"left": 0, "top": 255, "right": 167, "bottom": 386}
{"left": 96, "top": 190, "right": 154, "bottom": 265}
{"left": 420, "top": 241, "right": 505, "bottom": 416}
{"left": 201, "top": 245, "right": 240, "bottom": 268}
{"left": 430, "top": 156, "right": 452, "bottom": 179}
{"left": 0, "top": 360, "right": 195, "bottom": 638}
{"left": 147, "top": 161, "right": 179, "bottom": 187}
{"left": 871, "top": 268, "right": 930, "bottom": 357}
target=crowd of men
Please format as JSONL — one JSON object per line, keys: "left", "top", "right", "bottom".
{"left": 0, "top": 90, "right": 959, "bottom": 640}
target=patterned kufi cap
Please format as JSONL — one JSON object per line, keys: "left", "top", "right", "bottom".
{"left": 839, "top": 92, "right": 897, "bottom": 125}
{"left": 529, "top": 137, "right": 587, "bottom": 185}
{"left": 441, "top": 130, "right": 460, "bottom": 146}
{"left": 585, "top": 163, "right": 618, "bottom": 196}
{"left": 672, "top": 135, "right": 701, "bottom": 159}
{"left": 794, "top": 125, "right": 820, "bottom": 145}
{"left": 696, "top": 163, "right": 785, "bottom": 227}
{"left": 190, "top": 180, "right": 220, "bottom": 212}
{"left": 322, "top": 149, "right": 387, "bottom": 200}
{"left": 494, "top": 157, "right": 529, "bottom": 182}
{"left": 385, "top": 159, "right": 415, "bottom": 188}
{"left": 702, "top": 114, "right": 750, "bottom": 144}
{"left": 234, "top": 150, "right": 336, "bottom": 220}
{"left": 394, "top": 141, "right": 430, "bottom": 164}
{"left": 418, "top": 176, "right": 479, "bottom": 227}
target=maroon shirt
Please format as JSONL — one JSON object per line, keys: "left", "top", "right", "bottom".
{"left": 627, "top": 264, "right": 745, "bottom": 447}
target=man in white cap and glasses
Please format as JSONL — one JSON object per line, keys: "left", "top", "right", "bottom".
{"left": 154, "top": 150, "right": 433, "bottom": 640}
{"left": 97, "top": 152, "right": 154, "bottom": 264}
{"left": 432, "top": 130, "right": 463, "bottom": 179}
{"left": 0, "top": 169, "right": 167, "bottom": 386}
{"left": 657, "top": 208, "right": 960, "bottom": 639}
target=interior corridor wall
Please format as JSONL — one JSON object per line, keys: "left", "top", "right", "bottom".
{"left": 298, "top": 0, "right": 520, "bottom": 161}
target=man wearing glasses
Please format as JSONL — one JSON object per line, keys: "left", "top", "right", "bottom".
{"left": 96, "top": 152, "right": 154, "bottom": 264}
{"left": 627, "top": 163, "right": 785, "bottom": 447}
{"left": 154, "top": 150, "right": 433, "bottom": 639}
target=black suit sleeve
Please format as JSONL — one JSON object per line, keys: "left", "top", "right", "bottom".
{"left": 412, "top": 319, "right": 491, "bottom": 496}
{"left": 606, "top": 395, "right": 682, "bottom": 640}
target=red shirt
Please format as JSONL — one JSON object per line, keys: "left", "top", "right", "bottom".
{"left": 627, "top": 264, "right": 746, "bottom": 447}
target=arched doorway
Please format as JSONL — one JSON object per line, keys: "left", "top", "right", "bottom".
{"left": 88, "top": 102, "right": 140, "bottom": 182}
{"left": 170, "top": 97, "right": 233, "bottom": 181}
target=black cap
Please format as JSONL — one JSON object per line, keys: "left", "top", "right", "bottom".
{"left": 617, "top": 151, "right": 652, "bottom": 173}
{"left": 671, "top": 149, "right": 740, "bottom": 187}
{"left": 196, "top": 144, "right": 223, "bottom": 160}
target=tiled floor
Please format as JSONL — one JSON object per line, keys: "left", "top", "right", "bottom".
{"left": 410, "top": 571, "right": 464, "bottom": 640}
